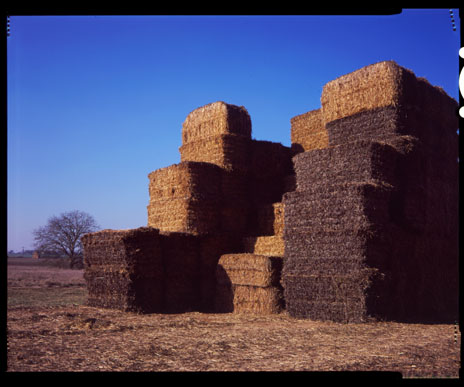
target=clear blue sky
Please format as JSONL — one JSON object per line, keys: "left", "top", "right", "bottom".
{"left": 7, "top": 10, "right": 461, "bottom": 252}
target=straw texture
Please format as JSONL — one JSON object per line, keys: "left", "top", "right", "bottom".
{"left": 283, "top": 61, "right": 458, "bottom": 323}
{"left": 215, "top": 254, "right": 284, "bottom": 314}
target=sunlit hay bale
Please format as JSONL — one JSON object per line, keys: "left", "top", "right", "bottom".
{"left": 215, "top": 284, "right": 284, "bottom": 315}
{"left": 215, "top": 253, "right": 284, "bottom": 314}
{"left": 292, "top": 139, "right": 407, "bottom": 191}
{"left": 197, "top": 234, "right": 243, "bottom": 312}
{"left": 290, "top": 108, "right": 329, "bottom": 155}
{"left": 242, "top": 235, "right": 285, "bottom": 257}
{"left": 321, "top": 60, "right": 408, "bottom": 124}
{"left": 216, "top": 254, "right": 283, "bottom": 288}
{"left": 181, "top": 101, "right": 252, "bottom": 144}
{"left": 147, "top": 197, "right": 220, "bottom": 235}
{"left": 159, "top": 231, "right": 201, "bottom": 313}
{"left": 282, "top": 182, "right": 394, "bottom": 231}
{"left": 321, "top": 61, "right": 459, "bottom": 146}
{"left": 148, "top": 161, "right": 222, "bottom": 203}
{"left": 247, "top": 202, "right": 285, "bottom": 237}
{"left": 179, "top": 134, "right": 251, "bottom": 174}
{"left": 81, "top": 227, "right": 165, "bottom": 313}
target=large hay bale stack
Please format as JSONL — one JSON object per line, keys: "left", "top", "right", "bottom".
{"left": 215, "top": 254, "right": 284, "bottom": 314}
{"left": 283, "top": 60, "right": 458, "bottom": 323}
{"left": 82, "top": 227, "right": 165, "bottom": 313}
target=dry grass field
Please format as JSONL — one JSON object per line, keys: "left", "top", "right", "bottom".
{"left": 6, "top": 257, "right": 461, "bottom": 378}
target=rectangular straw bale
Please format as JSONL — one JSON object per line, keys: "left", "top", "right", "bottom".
{"left": 321, "top": 60, "right": 413, "bottom": 124}
{"left": 282, "top": 271, "right": 377, "bottom": 303}
{"left": 290, "top": 108, "right": 329, "bottom": 154}
{"left": 215, "top": 284, "right": 284, "bottom": 314}
{"left": 181, "top": 101, "right": 252, "bottom": 144}
{"left": 292, "top": 139, "right": 406, "bottom": 190}
{"left": 147, "top": 198, "right": 220, "bottom": 235}
{"left": 285, "top": 299, "right": 368, "bottom": 323}
{"left": 82, "top": 227, "right": 162, "bottom": 273}
{"left": 148, "top": 161, "right": 222, "bottom": 203}
{"left": 179, "top": 134, "right": 251, "bottom": 173}
{"left": 283, "top": 182, "right": 394, "bottom": 231}
{"left": 81, "top": 227, "right": 165, "bottom": 313}
{"left": 325, "top": 105, "right": 458, "bottom": 152}
{"left": 242, "top": 235, "right": 285, "bottom": 257}
{"left": 322, "top": 61, "right": 458, "bottom": 145}
{"left": 216, "top": 254, "right": 283, "bottom": 287}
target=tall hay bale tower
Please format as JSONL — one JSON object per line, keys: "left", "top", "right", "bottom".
{"left": 282, "top": 61, "right": 459, "bottom": 323}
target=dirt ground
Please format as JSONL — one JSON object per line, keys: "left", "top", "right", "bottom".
{"left": 6, "top": 258, "right": 462, "bottom": 377}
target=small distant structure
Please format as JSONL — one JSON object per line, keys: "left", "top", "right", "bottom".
{"left": 32, "top": 250, "right": 41, "bottom": 259}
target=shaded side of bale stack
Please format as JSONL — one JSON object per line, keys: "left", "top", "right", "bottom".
{"left": 147, "top": 162, "right": 223, "bottom": 235}
{"left": 283, "top": 60, "right": 458, "bottom": 323}
{"left": 82, "top": 227, "right": 165, "bottom": 313}
{"left": 247, "top": 140, "right": 293, "bottom": 206}
{"left": 197, "top": 234, "right": 243, "bottom": 312}
{"left": 215, "top": 254, "right": 284, "bottom": 314}
{"left": 158, "top": 231, "right": 202, "bottom": 313}
{"left": 290, "top": 108, "right": 329, "bottom": 156}
{"left": 321, "top": 61, "right": 459, "bottom": 323}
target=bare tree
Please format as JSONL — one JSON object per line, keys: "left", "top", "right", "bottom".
{"left": 33, "top": 210, "right": 99, "bottom": 268}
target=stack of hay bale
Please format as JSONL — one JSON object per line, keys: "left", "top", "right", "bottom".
{"left": 82, "top": 227, "right": 165, "bottom": 313}
{"left": 83, "top": 101, "right": 292, "bottom": 315}
{"left": 215, "top": 254, "right": 284, "bottom": 314}
{"left": 282, "top": 61, "right": 458, "bottom": 323}
{"left": 178, "top": 101, "right": 252, "bottom": 235}
{"left": 147, "top": 162, "right": 223, "bottom": 235}
{"left": 175, "top": 101, "right": 292, "bottom": 315}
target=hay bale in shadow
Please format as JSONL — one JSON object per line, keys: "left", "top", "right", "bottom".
{"left": 82, "top": 227, "right": 165, "bottom": 313}
{"left": 247, "top": 202, "right": 285, "bottom": 236}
